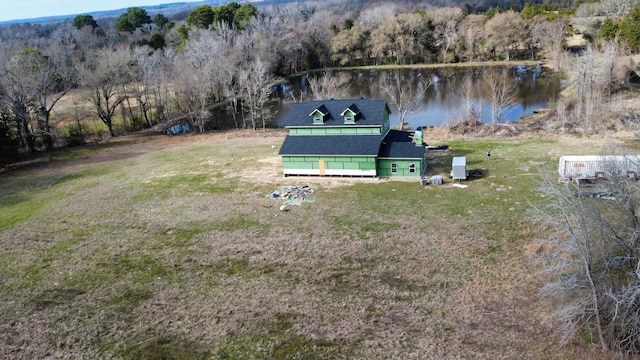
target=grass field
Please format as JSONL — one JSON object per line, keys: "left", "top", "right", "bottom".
{"left": 0, "top": 130, "right": 623, "bottom": 359}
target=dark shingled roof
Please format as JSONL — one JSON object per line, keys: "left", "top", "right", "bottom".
{"left": 310, "top": 104, "right": 329, "bottom": 116}
{"left": 341, "top": 103, "right": 360, "bottom": 115}
{"left": 378, "top": 130, "right": 424, "bottom": 159}
{"left": 279, "top": 99, "right": 388, "bottom": 127}
{"left": 279, "top": 135, "right": 382, "bottom": 156}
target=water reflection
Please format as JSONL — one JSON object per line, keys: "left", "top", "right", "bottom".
{"left": 276, "top": 66, "right": 561, "bottom": 129}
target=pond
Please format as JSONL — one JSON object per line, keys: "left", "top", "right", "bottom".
{"left": 275, "top": 65, "right": 562, "bottom": 129}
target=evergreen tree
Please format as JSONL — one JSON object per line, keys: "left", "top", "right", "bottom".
{"left": 153, "top": 14, "right": 169, "bottom": 29}
{"left": 186, "top": 5, "right": 214, "bottom": 29}
{"left": 0, "top": 113, "right": 19, "bottom": 166}
{"left": 233, "top": 3, "right": 257, "bottom": 29}
{"left": 116, "top": 7, "right": 152, "bottom": 33}
{"left": 599, "top": 17, "right": 619, "bottom": 40}
{"left": 72, "top": 14, "right": 98, "bottom": 30}
{"left": 619, "top": 5, "right": 640, "bottom": 51}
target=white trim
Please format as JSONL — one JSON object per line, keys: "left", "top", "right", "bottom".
{"left": 378, "top": 157, "right": 422, "bottom": 160}
{"left": 283, "top": 169, "right": 377, "bottom": 176}
{"left": 340, "top": 108, "right": 358, "bottom": 116}
{"left": 285, "top": 125, "right": 382, "bottom": 129}
{"left": 309, "top": 108, "right": 328, "bottom": 116}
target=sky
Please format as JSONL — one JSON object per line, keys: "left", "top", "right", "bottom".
{"left": 0, "top": 0, "right": 203, "bottom": 22}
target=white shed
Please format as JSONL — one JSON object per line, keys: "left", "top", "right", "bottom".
{"left": 451, "top": 156, "right": 468, "bottom": 181}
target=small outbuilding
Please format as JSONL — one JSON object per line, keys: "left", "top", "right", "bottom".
{"left": 451, "top": 156, "right": 468, "bottom": 181}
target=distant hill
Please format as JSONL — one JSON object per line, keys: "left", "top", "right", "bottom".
{"left": 0, "top": 0, "right": 262, "bottom": 25}
{"left": 0, "top": 0, "right": 569, "bottom": 26}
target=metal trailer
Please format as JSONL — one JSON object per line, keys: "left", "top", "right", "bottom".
{"left": 558, "top": 155, "right": 640, "bottom": 181}
{"left": 451, "top": 156, "right": 468, "bottom": 181}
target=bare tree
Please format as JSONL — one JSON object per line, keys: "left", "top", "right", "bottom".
{"left": 306, "top": 71, "right": 350, "bottom": 100}
{"left": 456, "top": 72, "right": 480, "bottom": 122}
{"left": 458, "top": 14, "right": 486, "bottom": 62}
{"left": 172, "top": 27, "right": 233, "bottom": 132}
{"left": 357, "top": 3, "right": 398, "bottom": 33}
{"left": 601, "top": 0, "right": 639, "bottom": 19}
{"left": 331, "top": 25, "right": 367, "bottom": 66}
{"left": 485, "top": 11, "right": 526, "bottom": 61}
{"left": 575, "top": 2, "right": 604, "bottom": 17}
{"left": 239, "top": 57, "right": 281, "bottom": 131}
{"left": 532, "top": 16, "right": 569, "bottom": 71}
{"left": 0, "top": 54, "right": 35, "bottom": 153}
{"left": 0, "top": 43, "right": 71, "bottom": 152}
{"left": 572, "top": 45, "right": 599, "bottom": 130}
{"left": 534, "top": 152, "right": 640, "bottom": 357}
{"left": 80, "top": 47, "right": 131, "bottom": 137}
{"left": 601, "top": 40, "right": 621, "bottom": 98}
{"left": 33, "top": 41, "right": 78, "bottom": 150}
{"left": 143, "top": 48, "right": 175, "bottom": 124}
{"left": 128, "top": 45, "right": 158, "bottom": 128}
{"left": 173, "top": 57, "right": 212, "bottom": 133}
{"left": 429, "top": 7, "right": 463, "bottom": 63}
{"left": 380, "top": 70, "right": 431, "bottom": 130}
{"left": 369, "top": 12, "right": 428, "bottom": 65}
{"left": 247, "top": 7, "right": 301, "bottom": 73}
{"left": 482, "top": 67, "right": 517, "bottom": 124}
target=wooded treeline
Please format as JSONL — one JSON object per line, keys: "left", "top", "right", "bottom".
{"left": 1, "top": 0, "right": 639, "bottom": 165}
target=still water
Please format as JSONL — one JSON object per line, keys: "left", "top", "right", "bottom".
{"left": 275, "top": 65, "right": 561, "bottom": 129}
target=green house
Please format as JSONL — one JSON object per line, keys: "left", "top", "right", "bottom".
{"left": 278, "top": 99, "right": 426, "bottom": 178}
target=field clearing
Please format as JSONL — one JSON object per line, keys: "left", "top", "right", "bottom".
{"left": 0, "top": 130, "right": 626, "bottom": 359}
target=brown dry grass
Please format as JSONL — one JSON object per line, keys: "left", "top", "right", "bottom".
{"left": 0, "top": 130, "right": 622, "bottom": 359}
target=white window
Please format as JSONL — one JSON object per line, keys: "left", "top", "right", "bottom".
{"left": 391, "top": 163, "right": 397, "bottom": 173}
{"left": 409, "top": 163, "right": 416, "bottom": 174}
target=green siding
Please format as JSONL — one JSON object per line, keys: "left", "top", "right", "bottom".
{"left": 283, "top": 161, "right": 314, "bottom": 169}
{"left": 281, "top": 155, "right": 377, "bottom": 173}
{"left": 382, "top": 108, "right": 390, "bottom": 134}
{"left": 377, "top": 159, "right": 422, "bottom": 177}
{"left": 360, "top": 162, "right": 376, "bottom": 171}
{"left": 291, "top": 128, "right": 313, "bottom": 135}
{"left": 288, "top": 127, "right": 381, "bottom": 135}
{"left": 283, "top": 155, "right": 423, "bottom": 177}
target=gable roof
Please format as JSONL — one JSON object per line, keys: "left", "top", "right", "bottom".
{"left": 279, "top": 135, "right": 381, "bottom": 156}
{"left": 309, "top": 104, "right": 329, "bottom": 116}
{"left": 378, "top": 130, "right": 424, "bottom": 159}
{"left": 279, "top": 99, "right": 389, "bottom": 127}
{"left": 340, "top": 103, "right": 360, "bottom": 116}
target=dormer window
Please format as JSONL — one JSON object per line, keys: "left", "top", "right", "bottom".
{"left": 340, "top": 103, "right": 360, "bottom": 124}
{"left": 344, "top": 112, "right": 355, "bottom": 124}
{"left": 309, "top": 105, "right": 329, "bottom": 125}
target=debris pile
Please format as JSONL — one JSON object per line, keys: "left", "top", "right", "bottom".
{"left": 269, "top": 185, "right": 315, "bottom": 210}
